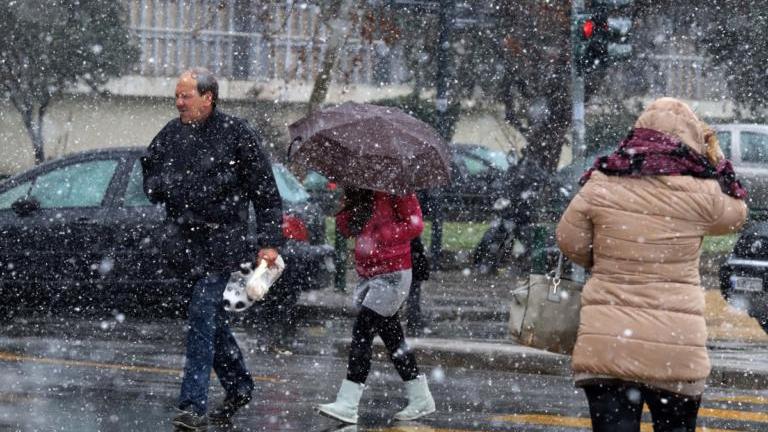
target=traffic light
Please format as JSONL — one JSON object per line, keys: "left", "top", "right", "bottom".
{"left": 575, "top": 0, "right": 634, "bottom": 74}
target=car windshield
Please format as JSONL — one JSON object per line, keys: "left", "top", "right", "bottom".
{"left": 303, "top": 170, "right": 329, "bottom": 190}
{"left": 272, "top": 164, "right": 309, "bottom": 204}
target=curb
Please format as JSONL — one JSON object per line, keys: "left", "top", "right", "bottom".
{"left": 296, "top": 302, "right": 508, "bottom": 323}
{"left": 332, "top": 337, "right": 570, "bottom": 376}
{"left": 332, "top": 337, "right": 768, "bottom": 391}
{"left": 708, "top": 367, "right": 768, "bottom": 390}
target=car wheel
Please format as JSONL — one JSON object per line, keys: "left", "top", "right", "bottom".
{"left": 0, "top": 282, "right": 19, "bottom": 324}
{"left": 0, "top": 303, "right": 15, "bottom": 324}
{"left": 759, "top": 318, "right": 768, "bottom": 335}
{"left": 718, "top": 267, "right": 732, "bottom": 302}
{"left": 472, "top": 226, "right": 511, "bottom": 273}
{"left": 753, "top": 314, "right": 768, "bottom": 335}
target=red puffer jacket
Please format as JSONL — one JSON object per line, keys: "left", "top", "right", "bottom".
{"left": 336, "top": 192, "right": 424, "bottom": 278}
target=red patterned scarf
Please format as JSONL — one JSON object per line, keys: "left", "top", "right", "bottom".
{"left": 580, "top": 128, "right": 747, "bottom": 199}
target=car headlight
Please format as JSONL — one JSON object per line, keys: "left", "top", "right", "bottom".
{"left": 324, "top": 256, "right": 336, "bottom": 273}
{"left": 493, "top": 197, "right": 511, "bottom": 210}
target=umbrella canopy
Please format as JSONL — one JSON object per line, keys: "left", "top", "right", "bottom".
{"left": 288, "top": 102, "right": 451, "bottom": 195}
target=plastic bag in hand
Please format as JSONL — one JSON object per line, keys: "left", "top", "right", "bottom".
{"left": 223, "top": 255, "right": 286, "bottom": 312}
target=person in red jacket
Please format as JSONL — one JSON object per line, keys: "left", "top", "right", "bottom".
{"left": 315, "top": 187, "right": 436, "bottom": 424}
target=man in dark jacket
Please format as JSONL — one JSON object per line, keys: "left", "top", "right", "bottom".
{"left": 142, "top": 68, "right": 283, "bottom": 430}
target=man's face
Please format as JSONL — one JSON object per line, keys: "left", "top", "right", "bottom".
{"left": 175, "top": 74, "right": 212, "bottom": 124}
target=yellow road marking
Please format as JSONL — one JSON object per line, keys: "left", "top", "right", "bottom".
{"left": 372, "top": 427, "right": 478, "bottom": 432}
{"left": 369, "top": 422, "right": 745, "bottom": 432}
{"left": 491, "top": 414, "right": 591, "bottom": 428}
{"left": 378, "top": 408, "right": 765, "bottom": 432}
{"left": 700, "top": 407, "right": 768, "bottom": 423}
{"left": 0, "top": 350, "right": 762, "bottom": 431}
{"left": 709, "top": 395, "right": 768, "bottom": 405}
{"left": 492, "top": 414, "right": 747, "bottom": 432}
{"left": 0, "top": 351, "right": 280, "bottom": 383}
{"left": 0, "top": 392, "right": 34, "bottom": 403}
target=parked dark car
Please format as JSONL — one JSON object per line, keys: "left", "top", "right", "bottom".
{"left": 303, "top": 144, "right": 516, "bottom": 222}
{"left": 303, "top": 170, "right": 341, "bottom": 216}
{"left": 0, "top": 148, "right": 334, "bottom": 322}
{"left": 719, "top": 221, "right": 768, "bottom": 333}
{"left": 423, "top": 144, "right": 516, "bottom": 221}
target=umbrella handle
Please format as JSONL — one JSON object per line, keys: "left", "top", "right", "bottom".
{"left": 287, "top": 136, "right": 302, "bottom": 160}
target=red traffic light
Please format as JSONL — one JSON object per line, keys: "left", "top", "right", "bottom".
{"left": 582, "top": 19, "right": 595, "bottom": 39}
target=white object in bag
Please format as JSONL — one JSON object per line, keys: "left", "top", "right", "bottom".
{"left": 223, "top": 255, "right": 285, "bottom": 312}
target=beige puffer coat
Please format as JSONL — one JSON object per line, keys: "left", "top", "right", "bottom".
{"left": 556, "top": 98, "right": 747, "bottom": 392}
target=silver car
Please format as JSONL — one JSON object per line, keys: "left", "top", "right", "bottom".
{"left": 713, "top": 124, "right": 768, "bottom": 212}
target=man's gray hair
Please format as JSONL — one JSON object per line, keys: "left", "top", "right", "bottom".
{"left": 186, "top": 67, "right": 219, "bottom": 108}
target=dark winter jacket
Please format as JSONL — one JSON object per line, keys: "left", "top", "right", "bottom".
{"left": 336, "top": 192, "right": 424, "bottom": 278}
{"left": 141, "top": 109, "right": 283, "bottom": 277}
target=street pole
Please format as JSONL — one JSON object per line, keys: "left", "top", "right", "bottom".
{"left": 567, "top": 0, "right": 588, "bottom": 282}
{"left": 334, "top": 225, "right": 347, "bottom": 291}
{"left": 430, "top": 0, "right": 454, "bottom": 269}
{"left": 571, "top": 0, "right": 586, "bottom": 163}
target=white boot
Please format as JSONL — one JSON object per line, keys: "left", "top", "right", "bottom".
{"left": 315, "top": 379, "right": 364, "bottom": 424}
{"left": 394, "top": 375, "right": 436, "bottom": 421}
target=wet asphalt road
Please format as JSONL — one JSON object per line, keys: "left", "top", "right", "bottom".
{"left": 1, "top": 317, "right": 768, "bottom": 431}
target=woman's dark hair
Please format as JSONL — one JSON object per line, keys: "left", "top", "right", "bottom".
{"left": 343, "top": 188, "right": 375, "bottom": 236}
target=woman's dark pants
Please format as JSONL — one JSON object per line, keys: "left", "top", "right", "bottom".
{"left": 347, "top": 306, "right": 419, "bottom": 384}
{"left": 583, "top": 381, "right": 701, "bottom": 432}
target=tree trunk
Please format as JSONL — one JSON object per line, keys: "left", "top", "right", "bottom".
{"left": 306, "top": 0, "right": 357, "bottom": 114}
{"left": 19, "top": 107, "right": 46, "bottom": 165}
{"left": 523, "top": 90, "right": 571, "bottom": 173}
{"left": 292, "top": 0, "right": 356, "bottom": 179}
{"left": 232, "top": 0, "right": 255, "bottom": 80}
{"left": 31, "top": 128, "right": 45, "bottom": 165}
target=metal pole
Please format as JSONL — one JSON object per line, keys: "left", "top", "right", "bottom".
{"left": 334, "top": 225, "right": 347, "bottom": 291}
{"left": 571, "top": 0, "right": 586, "bottom": 162}
{"left": 430, "top": 0, "right": 454, "bottom": 269}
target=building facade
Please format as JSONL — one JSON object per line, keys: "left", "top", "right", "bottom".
{"left": 0, "top": 1, "right": 736, "bottom": 175}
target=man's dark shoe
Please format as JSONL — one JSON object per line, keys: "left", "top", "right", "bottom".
{"left": 172, "top": 408, "right": 208, "bottom": 430}
{"left": 209, "top": 392, "right": 252, "bottom": 422}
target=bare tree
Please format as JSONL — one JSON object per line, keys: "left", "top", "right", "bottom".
{"left": 307, "top": 0, "right": 360, "bottom": 114}
{"left": 0, "top": 0, "right": 138, "bottom": 164}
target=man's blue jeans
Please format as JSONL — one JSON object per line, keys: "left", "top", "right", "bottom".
{"left": 178, "top": 274, "right": 254, "bottom": 415}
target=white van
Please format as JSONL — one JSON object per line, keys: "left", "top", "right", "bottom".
{"left": 713, "top": 124, "right": 768, "bottom": 213}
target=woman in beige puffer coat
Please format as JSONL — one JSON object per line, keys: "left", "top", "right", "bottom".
{"left": 556, "top": 98, "right": 747, "bottom": 432}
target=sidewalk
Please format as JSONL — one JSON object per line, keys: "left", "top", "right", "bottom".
{"left": 297, "top": 268, "right": 768, "bottom": 391}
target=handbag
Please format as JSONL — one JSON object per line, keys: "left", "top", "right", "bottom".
{"left": 508, "top": 252, "right": 584, "bottom": 355}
